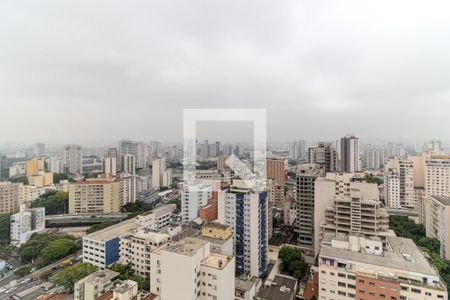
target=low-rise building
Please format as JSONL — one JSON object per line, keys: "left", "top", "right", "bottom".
{"left": 255, "top": 274, "right": 298, "bottom": 300}
{"left": 74, "top": 269, "right": 119, "bottom": 300}
{"left": 318, "top": 235, "right": 447, "bottom": 300}
{"left": 10, "top": 204, "right": 45, "bottom": 246}
{"left": 119, "top": 230, "right": 171, "bottom": 278}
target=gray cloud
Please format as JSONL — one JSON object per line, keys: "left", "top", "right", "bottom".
{"left": 1, "top": 0, "right": 450, "bottom": 144}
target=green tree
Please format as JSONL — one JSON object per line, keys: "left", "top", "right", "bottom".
{"left": 31, "top": 191, "right": 69, "bottom": 215}
{"left": 42, "top": 238, "right": 78, "bottom": 261}
{"left": 19, "top": 233, "right": 79, "bottom": 263}
{"left": 14, "top": 266, "right": 32, "bottom": 277}
{"left": 10, "top": 176, "right": 29, "bottom": 185}
{"left": 86, "top": 222, "right": 117, "bottom": 234}
{"left": 52, "top": 263, "right": 98, "bottom": 291}
{"left": 0, "top": 213, "right": 12, "bottom": 246}
{"left": 278, "top": 246, "right": 306, "bottom": 280}
{"left": 363, "top": 174, "right": 383, "bottom": 185}
{"left": 122, "top": 201, "right": 153, "bottom": 213}
{"left": 53, "top": 173, "right": 69, "bottom": 183}
{"left": 109, "top": 263, "right": 149, "bottom": 291}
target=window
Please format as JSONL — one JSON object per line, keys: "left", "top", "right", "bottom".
{"left": 411, "top": 288, "right": 421, "bottom": 294}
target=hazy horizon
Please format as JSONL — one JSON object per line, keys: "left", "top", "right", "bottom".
{"left": 1, "top": 0, "right": 450, "bottom": 144}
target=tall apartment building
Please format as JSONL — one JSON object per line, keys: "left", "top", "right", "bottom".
{"left": 290, "top": 140, "right": 306, "bottom": 160}
{"left": 267, "top": 178, "right": 285, "bottom": 209}
{"left": 120, "top": 230, "right": 171, "bottom": 278}
{"left": 313, "top": 173, "right": 379, "bottom": 256}
{"left": 363, "top": 147, "right": 385, "bottom": 170}
{"left": 104, "top": 155, "right": 117, "bottom": 177}
{"left": 340, "top": 135, "right": 361, "bottom": 172}
{"left": 384, "top": 157, "right": 415, "bottom": 208}
{"left": 217, "top": 182, "right": 268, "bottom": 277}
{"left": 118, "top": 140, "right": 146, "bottom": 169}
{"left": 294, "top": 164, "right": 323, "bottom": 254}
{"left": 33, "top": 143, "right": 45, "bottom": 157}
{"left": 424, "top": 195, "right": 450, "bottom": 260}
{"left": 320, "top": 188, "right": 390, "bottom": 249}
{"left": 181, "top": 183, "right": 212, "bottom": 224}
{"left": 426, "top": 140, "right": 443, "bottom": 154}
{"left": 64, "top": 144, "right": 83, "bottom": 175}
{"left": 266, "top": 159, "right": 285, "bottom": 185}
{"left": 69, "top": 177, "right": 135, "bottom": 214}
{"left": 121, "top": 154, "right": 135, "bottom": 175}
{"left": 152, "top": 158, "right": 172, "bottom": 190}
{"left": 150, "top": 237, "right": 235, "bottom": 300}
{"left": 308, "top": 142, "right": 338, "bottom": 172}
{"left": 10, "top": 204, "right": 45, "bottom": 246}
{"left": 0, "top": 182, "right": 23, "bottom": 213}
{"left": 26, "top": 157, "right": 53, "bottom": 188}
{"left": 318, "top": 235, "right": 447, "bottom": 300}
{"left": 425, "top": 156, "right": 450, "bottom": 197}
{"left": 26, "top": 157, "right": 45, "bottom": 177}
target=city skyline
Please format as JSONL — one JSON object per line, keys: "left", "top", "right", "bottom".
{"left": 1, "top": 1, "right": 450, "bottom": 143}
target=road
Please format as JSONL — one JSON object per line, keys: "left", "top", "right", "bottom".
{"left": 0, "top": 251, "right": 81, "bottom": 299}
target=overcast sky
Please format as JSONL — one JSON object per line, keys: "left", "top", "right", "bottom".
{"left": 1, "top": 0, "right": 450, "bottom": 144}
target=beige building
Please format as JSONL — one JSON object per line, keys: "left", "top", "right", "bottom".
{"left": 313, "top": 173, "right": 379, "bottom": 256}
{"left": 384, "top": 157, "right": 415, "bottom": 208}
{"left": 318, "top": 235, "right": 447, "bottom": 300}
{"left": 196, "top": 222, "right": 234, "bottom": 255}
{"left": 26, "top": 157, "right": 45, "bottom": 177}
{"left": 69, "top": 177, "right": 134, "bottom": 214}
{"left": 74, "top": 269, "right": 119, "bottom": 300}
{"left": 0, "top": 182, "right": 24, "bottom": 213}
{"left": 425, "top": 156, "right": 450, "bottom": 197}
{"left": 321, "top": 188, "right": 391, "bottom": 249}
{"left": 119, "top": 230, "right": 171, "bottom": 278}
{"left": 424, "top": 195, "right": 450, "bottom": 260}
{"left": 150, "top": 237, "right": 235, "bottom": 300}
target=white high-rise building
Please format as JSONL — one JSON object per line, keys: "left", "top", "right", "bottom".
{"left": 118, "top": 140, "right": 146, "bottom": 170}
{"left": 121, "top": 154, "right": 135, "bottom": 175}
{"left": 181, "top": 183, "right": 212, "bottom": 224}
{"left": 150, "top": 237, "right": 235, "bottom": 300}
{"left": 290, "top": 140, "right": 306, "bottom": 160}
{"left": 340, "top": 134, "right": 361, "bottom": 172}
{"left": 34, "top": 143, "right": 45, "bottom": 157}
{"left": 104, "top": 156, "right": 117, "bottom": 177}
{"left": 64, "top": 144, "right": 82, "bottom": 175}
{"left": 217, "top": 181, "right": 269, "bottom": 277}
{"left": 363, "top": 147, "right": 384, "bottom": 170}
{"left": 383, "top": 158, "right": 415, "bottom": 208}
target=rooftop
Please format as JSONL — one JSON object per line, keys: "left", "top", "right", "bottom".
{"left": 203, "top": 222, "right": 229, "bottom": 230}
{"left": 429, "top": 195, "right": 450, "bottom": 206}
{"left": 236, "top": 276, "right": 261, "bottom": 292}
{"left": 320, "top": 236, "right": 439, "bottom": 277}
{"left": 162, "top": 237, "right": 207, "bottom": 256}
{"left": 85, "top": 219, "right": 138, "bottom": 241}
{"left": 202, "top": 253, "right": 233, "bottom": 270}
{"left": 113, "top": 279, "right": 137, "bottom": 294}
{"left": 257, "top": 274, "right": 298, "bottom": 300}
{"left": 77, "top": 269, "right": 119, "bottom": 285}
